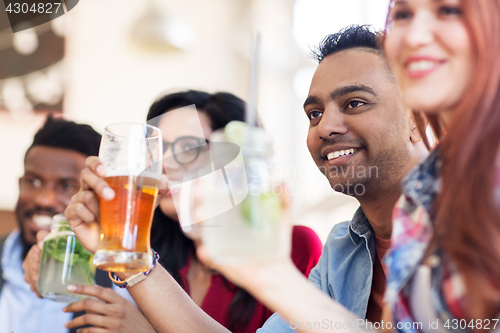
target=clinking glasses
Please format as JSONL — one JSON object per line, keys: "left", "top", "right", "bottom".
{"left": 163, "top": 136, "right": 209, "bottom": 165}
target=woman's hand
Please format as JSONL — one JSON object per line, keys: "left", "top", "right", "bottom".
{"left": 65, "top": 156, "right": 167, "bottom": 254}
{"left": 22, "top": 230, "right": 49, "bottom": 297}
{"left": 196, "top": 183, "right": 294, "bottom": 293}
{"left": 63, "top": 285, "right": 156, "bottom": 333}
{"left": 64, "top": 156, "right": 114, "bottom": 254}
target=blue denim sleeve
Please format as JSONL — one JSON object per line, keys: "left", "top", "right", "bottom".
{"left": 256, "top": 312, "right": 296, "bottom": 333}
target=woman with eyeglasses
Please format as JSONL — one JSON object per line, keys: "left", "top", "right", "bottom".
{"left": 146, "top": 90, "right": 322, "bottom": 332}
{"left": 42, "top": 90, "right": 322, "bottom": 333}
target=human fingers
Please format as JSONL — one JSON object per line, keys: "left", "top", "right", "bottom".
{"left": 67, "top": 191, "right": 100, "bottom": 222}
{"left": 81, "top": 156, "right": 114, "bottom": 200}
{"left": 64, "top": 298, "right": 119, "bottom": 317}
{"left": 66, "top": 285, "right": 121, "bottom": 304}
{"left": 64, "top": 312, "right": 120, "bottom": 330}
{"left": 22, "top": 244, "right": 43, "bottom": 298}
{"left": 36, "top": 230, "right": 49, "bottom": 249}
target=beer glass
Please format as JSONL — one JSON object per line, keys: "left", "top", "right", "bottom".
{"left": 94, "top": 123, "right": 162, "bottom": 272}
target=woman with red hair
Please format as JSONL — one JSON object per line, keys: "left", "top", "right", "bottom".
{"left": 383, "top": 0, "right": 500, "bottom": 330}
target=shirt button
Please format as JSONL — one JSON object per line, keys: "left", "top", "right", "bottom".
{"left": 413, "top": 180, "right": 423, "bottom": 190}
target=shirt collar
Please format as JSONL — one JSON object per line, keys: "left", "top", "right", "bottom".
{"left": 401, "top": 148, "right": 441, "bottom": 213}
{"left": 348, "top": 207, "right": 372, "bottom": 243}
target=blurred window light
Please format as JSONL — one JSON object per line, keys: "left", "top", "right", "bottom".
{"left": 293, "top": 0, "right": 389, "bottom": 54}
{"left": 293, "top": 67, "right": 316, "bottom": 101}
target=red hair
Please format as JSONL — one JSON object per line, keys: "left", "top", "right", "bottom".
{"left": 387, "top": 0, "right": 500, "bottom": 323}
{"left": 435, "top": 0, "right": 500, "bottom": 321}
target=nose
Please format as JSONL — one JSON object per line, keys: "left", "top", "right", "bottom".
{"left": 317, "top": 106, "right": 348, "bottom": 139}
{"left": 163, "top": 147, "right": 181, "bottom": 171}
{"left": 403, "top": 11, "right": 435, "bottom": 48}
{"left": 34, "top": 185, "right": 58, "bottom": 208}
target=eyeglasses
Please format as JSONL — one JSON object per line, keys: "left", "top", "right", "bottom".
{"left": 163, "top": 136, "right": 209, "bottom": 165}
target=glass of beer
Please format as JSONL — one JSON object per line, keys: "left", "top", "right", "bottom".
{"left": 93, "top": 123, "right": 162, "bottom": 272}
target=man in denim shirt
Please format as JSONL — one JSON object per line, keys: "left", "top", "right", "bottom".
{"left": 256, "top": 25, "right": 428, "bottom": 332}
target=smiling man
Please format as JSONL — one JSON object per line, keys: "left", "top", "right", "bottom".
{"left": 0, "top": 116, "right": 103, "bottom": 333}
{"left": 253, "top": 25, "right": 429, "bottom": 332}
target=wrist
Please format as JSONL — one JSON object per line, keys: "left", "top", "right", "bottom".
{"left": 109, "top": 249, "right": 160, "bottom": 288}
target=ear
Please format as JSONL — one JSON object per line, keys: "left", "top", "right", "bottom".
{"left": 409, "top": 111, "right": 428, "bottom": 144}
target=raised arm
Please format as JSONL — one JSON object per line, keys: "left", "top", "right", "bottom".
{"left": 63, "top": 156, "right": 230, "bottom": 333}
{"left": 196, "top": 246, "right": 375, "bottom": 333}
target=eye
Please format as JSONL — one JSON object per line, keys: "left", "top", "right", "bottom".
{"left": 346, "top": 100, "right": 366, "bottom": 109}
{"left": 60, "top": 181, "right": 79, "bottom": 193}
{"left": 391, "top": 9, "right": 413, "bottom": 21}
{"left": 23, "top": 177, "right": 42, "bottom": 188}
{"left": 308, "top": 110, "right": 323, "bottom": 120}
{"left": 181, "top": 142, "right": 197, "bottom": 151}
{"left": 438, "top": 6, "right": 462, "bottom": 17}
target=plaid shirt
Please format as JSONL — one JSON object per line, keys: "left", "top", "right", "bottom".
{"left": 384, "top": 149, "right": 500, "bottom": 333}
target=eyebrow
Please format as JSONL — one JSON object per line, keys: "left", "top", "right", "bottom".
{"left": 394, "top": 0, "right": 446, "bottom": 5}
{"left": 303, "top": 84, "right": 377, "bottom": 109}
{"left": 303, "top": 96, "right": 319, "bottom": 109}
{"left": 330, "top": 84, "right": 377, "bottom": 100}
{"left": 23, "top": 171, "right": 79, "bottom": 181}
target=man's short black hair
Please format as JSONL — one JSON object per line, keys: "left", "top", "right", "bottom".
{"left": 27, "top": 114, "right": 102, "bottom": 158}
{"left": 312, "top": 25, "right": 382, "bottom": 63}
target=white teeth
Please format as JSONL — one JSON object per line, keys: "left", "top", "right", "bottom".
{"left": 408, "top": 60, "right": 436, "bottom": 72}
{"left": 32, "top": 215, "right": 53, "bottom": 228}
{"left": 326, "top": 148, "right": 358, "bottom": 160}
{"left": 167, "top": 180, "right": 182, "bottom": 187}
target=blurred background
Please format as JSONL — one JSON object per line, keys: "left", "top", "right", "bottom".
{"left": 0, "top": 0, "right": 389, "bottom": 241}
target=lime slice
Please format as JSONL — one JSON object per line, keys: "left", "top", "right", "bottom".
{"left": 240, "top": 193, "right": 281, "bottom": 234}
{"left": 224, "top": 121, "right": 249, "bottom": 147}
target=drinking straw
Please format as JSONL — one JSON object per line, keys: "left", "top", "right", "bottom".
{"left": 245, "top": 32, "right": 260, "bottom": 128}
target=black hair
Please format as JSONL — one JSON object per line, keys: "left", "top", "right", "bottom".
{"left": 311, "top": 24, "right": 382, "bottom": 63}
{"left": 147, "top": 90, "right": 246, "bottom": 131}
{"left": 27, "top": 114, "right": 101, "bottom": 158}
{"left": 147, "top": 90, "right": 255, "bottom": 332}
{"left": 19, "top": 115, "right": 100, "bottom": 258}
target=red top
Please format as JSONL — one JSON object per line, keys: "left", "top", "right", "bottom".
{"left": 365, "top": 235, "right": 392, "bottom": 323}
{"left": 179, "top": 225, "right": 323, "bottom": 333}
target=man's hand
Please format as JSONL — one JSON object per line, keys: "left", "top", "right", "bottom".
{"left": 23, "top": 230, "right": 49, "bottom": 298}
{"left": 63, "top": 285, "right": 156, "bottom": 333}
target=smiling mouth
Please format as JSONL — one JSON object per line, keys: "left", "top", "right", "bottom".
{"left": 32, "top": 214, "right": 54, "bottom": 228}
{"left": 406, "top": 59, "right": 443, "bottom": 77}
{"left": 166, "top": 179, "right": 182, "bottom": 195}
{"left": 326, "top": 148, "right": 358, "bottom": 161}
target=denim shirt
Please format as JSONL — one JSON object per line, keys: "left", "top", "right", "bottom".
{"left": 257, "top": 207, "right": 375, "bottom": 332}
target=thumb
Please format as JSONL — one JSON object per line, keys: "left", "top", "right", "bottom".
{"left": 36, "top": 230, "right": 49, "bottom": 250}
